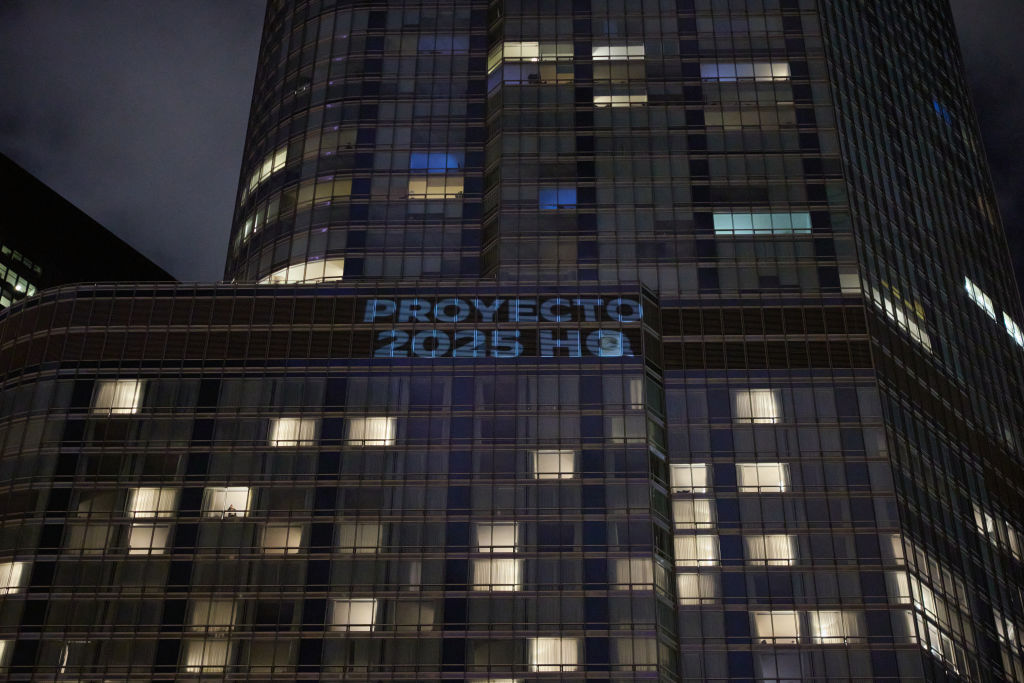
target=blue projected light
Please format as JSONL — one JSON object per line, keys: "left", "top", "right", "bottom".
{"left": 539, "top": 187, "right": 577, "bottom": 210}
{"left": 409, "top": 152, "right": 463, "bottom": 173}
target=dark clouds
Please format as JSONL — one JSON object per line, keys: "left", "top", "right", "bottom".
{"left": 0, "top": 0, "right": 265, "bottom": 281}
{"left": 0, "top": 1, "right": 1022, "bottom": 287}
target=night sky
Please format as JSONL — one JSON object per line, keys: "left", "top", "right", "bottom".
{"left": 1, "top": 1, "right": 1022, "bottom": 289}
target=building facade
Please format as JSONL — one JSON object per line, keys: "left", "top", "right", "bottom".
{"left": 0, "top": 154, "right": 175, "bottom": 310}
{"left": 0, "top": 1, "right": 1022, "bottom": 681}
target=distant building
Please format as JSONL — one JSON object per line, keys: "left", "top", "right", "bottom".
{"left": 0, "top": 153, "right": 174, "bottom": 308}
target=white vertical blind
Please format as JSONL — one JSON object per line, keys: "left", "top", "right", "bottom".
{"left": 736, "top": 463, "right": 789, "bottom": 492}
{"left": 189, "top": 599, "right": 237, "bottom": 633}
{"left": 810, "top": 610, "right": 861, "bottom": 643}
{"left": 744, "top": 535, "right": 797, "bottom": 565}
{"left": 268, "top": 417, "right": 318, "bottom": 446}
{"left": 529, "top": 637, "right": 579, "bottom": 671}
{"left": 127, "top": 487, "right": 179, "bottom": 518}
{"left": 732, "top": 389, "right": 781, "bottom": 423}
{"left": 183, "top": 640, "right": 231, "bottom": 672}
{"left": 470, "top": 558, "right": 523, "bottom": 591}
{"left": 91, "top": 379, "right": 144, "bottom": 414}
{"left": 611, "top": 557, "right": 654, "bottom": 587}
{"left": 672, "top": 499, "right": 715, "bottom": 528}
{"left": 336, "top": 522, "right": 383, "bottom": 553}
{"left": 676, "top": 573, "right": 718, "bottom": 604}
{"left": 474, "top": 522, "right": 519, "bottom": 552}
{"left": 674, "top": 535, "right": 720, "bottom": 566}
{"left": 345, "top": 417, "right": 397, "bottom": 445}
{"left": 261, "top": 523, "right": 304, "bottom": 554}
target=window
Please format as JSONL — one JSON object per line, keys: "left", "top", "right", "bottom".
{"left": 700, "top": 62, "right": 790, "bottom": 81}
{"left": 258, "top": 258, "right": 344, "bottom": 285}
{"left": 732, "top": 389, "right": 781, "bottom": 423}
{"left": 345, "top": 417, "right": 397, "bottom": 446}
{"left": 127, "top": 487, "right": 179, "bottom": 518}
{"left": 395, "top": 600, "right": 436, "bottom": 631}
{"left": 487, "top": 41, "right": 572, "bottom": 73}
{"left": 407, "top": 176, "right": 463, "bottom": 199}
{"left": 676, "top": 573, "right": 718, "bottom": 605}
{"left": 0, "top": 561, "right": 27, "bottom": 594}
{"left": 331, "top": 599, "right": 377, "bottom": 632}
{"left": 752, "top": 611, "right": 801, "bottom": 644}
{"left": 531, "top": 449, "right": 575, "bottom": 479}
{"left": 737, "top": 463, "right": 790, "bottom": 492}
{"left": 128, "top": 524, "right": 171, "bottom": 555}
{"left": 809, "top": 610, "right": 862, "bottom": 643}
{"left": 744, "top": 535, "right": 797, "bottom": 566}
{"left": 268, "top": 417, "right": 318, "bottom": 446}
{"left": 470, "top": 558, "right": 523, "bottom": 591}
{"left": 202, "top": 487, "right": 252, "bottom": 518}
{"left": 538, "top": 187, "right": 577, "bottom": 210}
{"left": 243, "top": 145, "right": 288, "bottom": 200}
{"left": 91, "top": 379, "right": 144, "bottom": 415}
{"left": 530, "top": 637, "right": 579, "bottom": 672}
{"left": 262, "top": 523, "right": 304, "bottom": 554}
{"left": 593, "top": 93, "right": 648, "bottom": 108}
{"left": 409, "top": 152, "right": 463, "bottom": 172}
{"left": 673, "top": 499, "right": 715, "bottom": 529}
{"left": 183, "top": 640, "right": 231, "bottom": 673}
{"left": 336, "top": 522, "right": 383, "bottom": 554}
{"left": 868, "top": 285, "right": 933, "bottom": 351}
{"left": 670, "top": 464, "right": 710, "bottom": 493}
{"left": 964, "top": 276, "right": 996, "bottom": 319}
{"left": 610, "top": 557, "right": 654, "bottom": 588}
{"left": 674, "top": 535, "right": 719, "bottom": 566}
{"left": 592, "top": 43, "right": 646, "bottom": 60}
{"left": 0, "top": 640, "right": 9, "bottom": 667}
{"left": 189, "top": 599, "right": 237, "bottom": 633}
{"left": 1004, "top": 313, "right": 1024, "bottom": 347}
{"left": 713, "top": 212, "right": 812, "bottom": 236}
{"left": 474, "top": 522, "right": 519, "bottom": 553}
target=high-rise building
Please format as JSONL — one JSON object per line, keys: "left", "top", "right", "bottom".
{"left": 0, "top": 1, "right": 1022, "bottom": 681}
{"left": 0, "top": 153, "right": 176, "bottom": 309}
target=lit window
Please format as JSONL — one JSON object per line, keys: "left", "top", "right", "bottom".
{"left": 670, "top": 463, "right": 710, "bottom": 493}
{"left": 470, "top": 558, "right": 523, "bottom": 591}
{"left": 732, "top": 389, "right": 781, "bottom": 423}
{"left": 676, "top": 573, "right": 718, "bottom": 605}
{"left": 531, "top": 449, "right": 576, "bottom": 479}
{"left": 672, "top": 499, "right": 715, "bottom": 529}
{"left": 183, "top": 640, "right": 232, "bottom": 673}
{"left": 128, "top": 524, "right": 171, "bottom": 555}
{"left": 744, "top": 535, "right": 797, "bottom": 566}
{"left": 674, "top": 535, "right": 719, "bottom": 566}
{"left": 262, "top": 523, "right": 304, "bottom": 554}
{"left": 258, "top": 257, "right": 345, "bottom": 285}
{"left": 964, "top": 277, "right": 996, "bottom": 319}
{"left": 487, "top": 41, "right": 573, "bottom": 73}
{"left": 882, "top": 534, "right": 906, "bottom": 565}
{"left": 409, "top": 152, "right": 463, "bottom": 172}
{"left": 474, "top": 522, "right": 519, "bottom": 553}
{"left": 202, "top": 487, "right": 252, "bottom": 518}
{"left": 887, "top": 571, "right": 912, "bottom": 604}
{"left": 592, "top": 43, "right": 646, "bottom": 60}
{"left": 331, "top": 598, "right": 378, "bottom": 632}
{"left": 91, "top": 379, "right": 144, "bottom": 415}
{"left": 336, "top": 522, "right": 383, "bottom": 554}
{"left": 0, "top": 640, "right": 9, "bottom": 667}
{"left": 1004, "top": 313, "right": 1024, "bottom": 347}
{"left": 610, "top": 557, "right": 654, "bottom": 588}
{"left": 188, "top": 599, "right": 237, "bottom": 634}
{"left": 268, "top": 417, "right": 318, "bottom": 446}
{"left": 713, "top": 212, "right": 812, "bottom": 235}
{"left": 700, "top": 61, "right": 790, "bottom": 81}
{"left": 809, "top": 610, "right": 862, "bottom": 643}
{"left": 243, "top": 145, "right": 289, "bottom": 200}
{"left": 65, "top": 524, "right": 113, "bottom": 555}
{"left": 127, "top": 487, "right": 179, "bottom": 518}
{"left": 530, "top": 637, "right": 579, "bottom": 672}
{"left": 538, "top": 187, "right": 577, "bottom": 209}
{"left": 593, "top": 93, "right": 648, "bottom": 108}
{"left": 868, "top": 285, "right": 933, "bottom": 351}
{"left": 345, "top": 417, "right": 397, "bottom": 446}
{"left": 407, "top": 176, "right": 464, "bottom": 199}
{"left": 0, "top": 561, "right": 27, "bottom": 594}
{"left": 736, "top": 463, "right": 790, "bottom": 492}
{"left": 752, "top": 611, "right": 801, "bottom": 644}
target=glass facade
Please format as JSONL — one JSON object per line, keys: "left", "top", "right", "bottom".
{"left": 1, "top": 0, "right": 1022, "bottom": 681}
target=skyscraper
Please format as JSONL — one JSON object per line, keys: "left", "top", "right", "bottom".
{"left": 0, "top": 1, "right": 1021, "bottom": 681}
